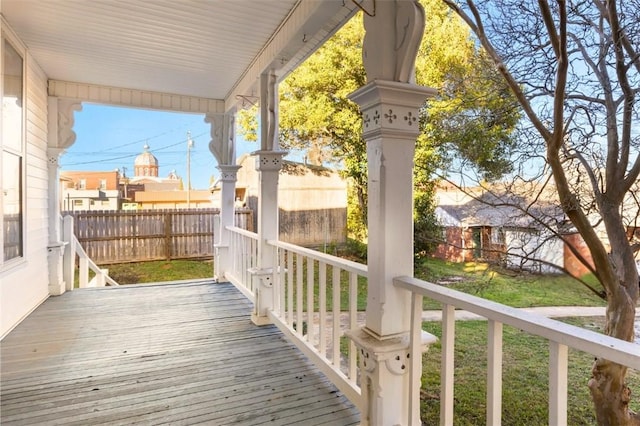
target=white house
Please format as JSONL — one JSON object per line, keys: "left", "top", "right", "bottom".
{"left": 1, "top": 2, "right": 637, "bottom": 425}
{"left": 1, "top": 2, "right": 429, "bottom": 423}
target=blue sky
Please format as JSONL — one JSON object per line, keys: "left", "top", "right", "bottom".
{"left": 61, "top": 104, "right": 260, "bottom": 189}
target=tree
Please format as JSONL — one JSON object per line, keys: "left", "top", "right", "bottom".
{"left": 237, "top": 0, "right": 520, "bottom": 249}
{"left": 442, "top": 0, "right": 640, "bottom": 423}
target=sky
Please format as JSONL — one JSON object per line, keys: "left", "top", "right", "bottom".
{"left": 61, "top": 104, "right": 261, "bottom": 190}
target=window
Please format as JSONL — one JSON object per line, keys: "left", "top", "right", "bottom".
{"left": 491, "top": 227, "right": 505, "bottom": 245}
{"left": 79, "top": 179, "right": 86, "bottom": 189}
{"left": 99, "top": 179, "right": 107, "bottom": 190}
{"left": 2, "top": 35, "right": 24, "bottom": 263}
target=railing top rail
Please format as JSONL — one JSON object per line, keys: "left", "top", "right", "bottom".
{"left": 227, "top": 225, "right": 258, "bottom": 239}
{"left": 394, "top": 275, "right": 639, "bottom": 369}
{"left": 267, "top": 239, "right": 367, "bottom": 277}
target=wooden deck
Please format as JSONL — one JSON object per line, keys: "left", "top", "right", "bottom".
{"left": 1, "top": 280, "right": 360, "bottom": 425}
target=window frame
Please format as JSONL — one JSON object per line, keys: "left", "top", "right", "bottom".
{"left": 1, "top": 25, "right": 27, "bottom": 269}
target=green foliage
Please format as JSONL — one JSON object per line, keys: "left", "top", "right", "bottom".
{"left": 237, "top": 1, "right": 520, "bottom": 251}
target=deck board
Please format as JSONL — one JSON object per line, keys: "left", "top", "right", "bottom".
{"left": 1, "top": 281, "right": 360, "bottom": 425}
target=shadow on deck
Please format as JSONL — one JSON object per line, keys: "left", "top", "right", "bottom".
{"left": 1, "top": 280, "right": 360, "bottom": 425}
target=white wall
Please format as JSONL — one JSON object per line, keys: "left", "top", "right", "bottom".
{"left": 505, "top": 229, "right": 564, "bottom": 274}
{"left": 1, "top": 42, "right": 50, "bottom": 338}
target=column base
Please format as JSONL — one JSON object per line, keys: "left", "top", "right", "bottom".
{"left": 249, "top": 267, "right": 275, "bottom": 326}
{"left": 345, "top": 326, "right": 437, "bottom": 426}
{"left": 250, "top": 313, "right": 273, "bottom": 326}
{"left": 47, "top": 241, "right": 67, "bottom": 296}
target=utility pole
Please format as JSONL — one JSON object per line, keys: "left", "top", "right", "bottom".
{"left": 187, "top": 131, "right": 193, "bottom": 209}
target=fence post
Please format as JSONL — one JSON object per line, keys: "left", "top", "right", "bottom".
{"left": 164, "top": 211, "right": 173, "bottom": 261}
{"left": 62, "top": 215, "right": 76, "bottom": 291}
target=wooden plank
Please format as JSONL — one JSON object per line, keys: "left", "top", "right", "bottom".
{"left": 1, "top": 281, "right": 360, "bottom": 425}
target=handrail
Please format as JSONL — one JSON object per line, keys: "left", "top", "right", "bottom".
{"left": 267, "top": 239, "right": 368, "bottom": 277}
{"left": 394, "top": 275, "right": 639, "bottom": 425}
{"left": 394, "top": 276, "right": 639, "bottom": 367}
{"left": 72, "top": 233, "right": 120, "bottom": 288}
{"left": 225, "top": 225, "right": 258, "bottom": 239}
{"left": 62, "top": 215, "right": 119, "bottom": 289}
{"left": 225, "top": 226, "right": 259, "bottom": 300}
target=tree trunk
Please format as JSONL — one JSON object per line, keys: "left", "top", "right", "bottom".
{"left": 589, "top": 359, "right": 640, "bottom": 425}
{"left": 588, "top": 285, "right": 640, "bottom": 425}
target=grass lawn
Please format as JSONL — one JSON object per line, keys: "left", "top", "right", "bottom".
{"left": 420, "top": 316, "right": 639, "bottom": 425}
{"left": 105, "top": 259, "right": 214, "bottom": 284}
{"left": 416, "top": 258, "right": 606, "bottom": 309}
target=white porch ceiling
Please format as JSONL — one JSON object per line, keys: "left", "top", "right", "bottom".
{"left": 1, "top": 0, "right": 357, "bottom": 107}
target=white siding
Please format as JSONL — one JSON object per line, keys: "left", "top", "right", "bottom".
{"left": 505, "top": 229, "right": 564, "bottom": 274}
{"left": 1, "top": 49, "right": 50, "bottom": 338}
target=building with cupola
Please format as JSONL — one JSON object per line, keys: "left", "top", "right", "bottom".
{"left": 61, "top": 144, "right": 214, "bottom": 211}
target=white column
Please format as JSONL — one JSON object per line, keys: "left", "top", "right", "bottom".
{"left": 250, "top": 69, "right": 287, "bottom": 325}
{"left": 214, "top": 164, "right": 241, "bottom": 281}
{"left": 46, "top": 97, "right": 82, "bottom": 295}
{"left": 347, "top": 80, "right": 435, "bottom": 425}
{"left": 345, "top": 1, "right": 437, "bottom": 423}
{"left": 46, "top": 148, "right": 66, "bottom": 295}
{"left": 250, "top": 150, "right": 286, "bottom": 325}
{"left": 206, "top": 110, "right": 238, "bottom": 282}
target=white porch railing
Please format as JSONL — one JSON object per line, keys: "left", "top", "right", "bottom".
{"left": 394, "top": 275, "right": 640, "bottom": 426}
{"left": 226, "top": 225, "right": 365, "bottom": 407}
{"left": 266, "top": 239, "right": 366, "bottom": 408}
{"left": 226, "top": 226, "right": 259, "bottom": 301}
{"left": 225, "top": 229, "right": 640, "bottom": 424}
{"left": 62, "top": 215, "right": 119, "bottom": 289}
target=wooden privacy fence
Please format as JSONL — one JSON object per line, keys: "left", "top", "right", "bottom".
{"left": 65, "top": 208, "right": 253, "bottom": 265}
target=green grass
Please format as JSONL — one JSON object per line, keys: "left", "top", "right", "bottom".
{"left": 104, "top": 259, "right": 214, "bottom": 284}
{"left": 102, "top": 256, "right": 606, "bottom": 311}
{"left": 420, "top": 316, "right": 639, "bottom": 425}
{"left": 416, "top": 258, "right": 606, "bottom": 310}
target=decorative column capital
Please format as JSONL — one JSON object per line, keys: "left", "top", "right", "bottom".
{"left": 349, "top": 80, "right": 436, "bottom": 140}
{"left": 251, "top": 150, "right": 287, "bottom": 172}
{"left": 217, "top": 164, "right": 241, "bottom": 182}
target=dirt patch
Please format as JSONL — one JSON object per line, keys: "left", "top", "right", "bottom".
{"left": 436, "top": 276, "right": 467, "bottom": 286}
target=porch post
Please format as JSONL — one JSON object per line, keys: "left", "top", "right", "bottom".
{"left": 46, "top": 147, "right": 66, "bottom": 295}
{"left": 46, "top": 97, "right": 82, "bottom": 295}
{"left": 251, "top": 70, "right": 287, "bottom": 325}
{"left": 346, "top": 2, "right": 437, "bottom": 425}
{"left": 214, "top": 164, "right": 241, "bottom": 281}
{"left": 206, "top": 111, "right": 239, "bottom": 282}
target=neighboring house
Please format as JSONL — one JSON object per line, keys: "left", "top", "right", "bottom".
{"left": 212, "top": 154, "right": 348, "bottom": 246}
{"left": 134, "top": 189, "right": 214, "bottom": 210}
{"left": 127, "top": 144, "right": 217, "bottom": 209}
{"left": 433, "top": 186, "right": 571, "bottom": 275}
{"left": 60, "top": 170, "right": 121, "bottom": 211}
{"left": 60, "top": 146, "right": 214, "bottom": 211}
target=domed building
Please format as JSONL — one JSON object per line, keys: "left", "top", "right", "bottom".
{"left": 134, "top": 144, "right": 159, "bottom": 177}
{"left": 124, "top": 144, "right": 214, "bottom": 209}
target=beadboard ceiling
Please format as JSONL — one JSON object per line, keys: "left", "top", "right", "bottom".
{"left": 1, "top": 0, "right": 357, "bottom": 104}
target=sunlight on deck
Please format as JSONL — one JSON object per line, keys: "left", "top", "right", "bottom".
{"left": 1, "top": 281, "right": 360, "bottom": 425}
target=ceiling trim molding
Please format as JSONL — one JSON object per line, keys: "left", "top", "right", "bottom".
{"left": 48, "top": 80, "right": 225, "bottom": 114}
{"left": 226, "top": 0, "right": 358, "bottom": 111}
